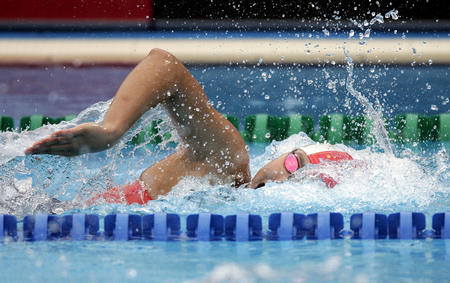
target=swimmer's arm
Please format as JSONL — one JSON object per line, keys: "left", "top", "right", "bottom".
{"left": 101, "top": 48, "right": 186, "bottom": 140}
{"left": 25, "top": 49, "right": 186, "bottom": 156}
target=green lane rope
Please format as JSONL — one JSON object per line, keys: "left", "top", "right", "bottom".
{"left": 2, "top": 113, "right": 449, "bottom": 144}
{"left": 279, "top": 114, "right": 314, "bottom": 141}
{"left": 440, "top": 113, "right": 450, "bottom": 141}
{"left": 0, "top": 116, "right": 14, "bottom": 131}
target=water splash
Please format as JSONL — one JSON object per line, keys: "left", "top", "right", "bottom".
{"left": 0, "top": 99, "right": 178, "bottom": 216}
{"left": 0, "top": 111, "right": 448, "bottom": 217}
{"left": 130, "top": 134, "right": 449, "bottom": 217}
{"left": 343, "top": 47, "right": 393, "bottom": 154}
{"left": 341, "top": 10, "right": 402, "bottom": 154}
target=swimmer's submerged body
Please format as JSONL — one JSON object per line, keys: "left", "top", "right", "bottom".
{"left": 25, "top": 48, "right": 354, "bottom": 205}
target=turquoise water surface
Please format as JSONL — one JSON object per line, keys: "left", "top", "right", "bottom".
{"left": 0, "top": 57, "right": 449, "bottom": 282}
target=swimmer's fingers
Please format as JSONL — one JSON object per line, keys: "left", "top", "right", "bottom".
{"left": 25, "top": 136, "right": 72, "bottom": 155}
{"left": 25, "top": 125, "right": 91, "bottom": 155}
{"left": 25, "top": 123, "right": 113, "bottom": 156}
{"left": 26, "top": 143, "right": 82, "bottom": 156}
{"left": 25, "top": 132, "right": 88, "bottom": 155}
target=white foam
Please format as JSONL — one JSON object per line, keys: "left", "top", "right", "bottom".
{"left": 0, "top": 98, "right": 448, "bottom": 217}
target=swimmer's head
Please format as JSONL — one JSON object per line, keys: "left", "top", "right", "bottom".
{"left": 249, "top": 149, "right": 309, "bottom": 189}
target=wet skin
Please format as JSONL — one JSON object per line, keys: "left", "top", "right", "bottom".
{"left": 25, "top": 49, "right": 250, "bottom": 199}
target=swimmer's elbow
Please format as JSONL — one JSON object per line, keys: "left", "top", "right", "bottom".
{"left": 148, "top": 48, "right": 178, "bottom": 64}
{"left": 148, "top": 48, "right": 169, "bottom": 57}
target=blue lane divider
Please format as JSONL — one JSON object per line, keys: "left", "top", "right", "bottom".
{"left": 0, "top": 215, "right": 3, "bottom": 242}
{"left": 142, "top": 213, "right": 181, "bottom": 241}
{"left": 350, "top": 213, "right": 388, "bottom": 239}
{"left": 432, "top": 212, "right": 450, "bottom": 239}
{"left": 197, "top": 213, "right": 212, "bottom": 241}
{"left": 3, "top": 212, "right": 450, "bottom": 242}
{"left": 225, "top": 214, "right": 263, "bottom": 241}
{"left": 388, "top": 212, "right": 426, "bottom": 239}
{"left": 267, "top": 212, "right": 305, "bottom": 240}
{"left": 186, "top": 213, "right": 224, "bottom": 241}
{"left": 104, "top": 214, "right": 142, "bottom": 241}
{"left": 115, "top": 214, "right": 129, "bottom": 241}
{"left": 236, "top": 214, "right": 249, "bottom": 241}
{"left": 279, "top": 212, "right": 294, "bottom": 240}
{"left": 72, "top": 214, "right": 86, "bottom": 240}
{"left": 154, "top": 213, "right": 167, "bottom": 240}
{"left": 34, "top": 214, "right": 48, "bottom": 241}
{"left": 5, "top": 215, "right": 18, "bottom": 242}
{"left": 23, "top": 214, "right": 60, "bottom": 241}
{"left": 361, "top": 213, "right": 375, "bottom": 239}
{"left": 304, "top": 212, "right": 344, "bottom": 240}
{"left": 1, "top": 214, "right": 19, "bottom": 242}
{"left": 61, "top": 214, "right": 100, "bottom": 240}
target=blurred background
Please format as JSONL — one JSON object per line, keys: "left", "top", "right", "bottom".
{"left": 0, "top": 0, "right": 448, "bottom": 30}
{"left": 0, "top": 0, "right": 449, "bottom": 126}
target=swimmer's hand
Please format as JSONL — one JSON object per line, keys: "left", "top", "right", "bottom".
{"left": 24, "top": 123, "right": 118, "bottom": 156}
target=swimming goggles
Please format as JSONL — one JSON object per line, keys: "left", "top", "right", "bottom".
{"left": 284, "top": 149, "right": 303, "bottom": 174}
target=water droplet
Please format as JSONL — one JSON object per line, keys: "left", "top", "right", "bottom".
{"left": 188, "top": 115, "right": 193, "bottom": 119}
{"left": 428, "top": 59, "right": 433, "bottom": 65}
{"left": 265, "top": 133, "right": 271, "bottom": 138}
{"left": 369, "top": 13, "right": 384, "bottom": 25}
{"left": 349, "top": 30, "right": 355, "bottom": 38}
{"left": 264, "top": 95, "right": 270, "bottom": 100}
{"left": 322, "top": 29, "right": 330, "bottom": 37}
{"left": 430, "top": 105, "right": 438, "bottom": 111}
{"left": 385, "top": 9, "right": 399, "bottom": 20}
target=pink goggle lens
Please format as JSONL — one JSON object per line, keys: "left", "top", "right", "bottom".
{"left": 284, "top": 153, "right": 299, "bottom": 173}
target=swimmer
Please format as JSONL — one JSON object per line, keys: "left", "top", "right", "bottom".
{"left": 26, "top": 48, "right": 250, "bottom": 204}
{"left": 25, "top": 49, "right": 354, "bottom": 205}
{"left": 248, "top": 143, "right": 353, "bottom": 189}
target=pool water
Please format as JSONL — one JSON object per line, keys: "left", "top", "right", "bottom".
{"left": 0, "top": 103, "right": 449, "bottom": 281}
{"left": 0, "top": 63, "right": 449, "bottom": 282}
{"left": 0, "top": 65, "right": 449, "bottom": 124}
{"left": 1, "top": 107, "right": 448, "bottom": 217}
{"left": 1, "top": 240, "right": 449, "bottom": 282}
